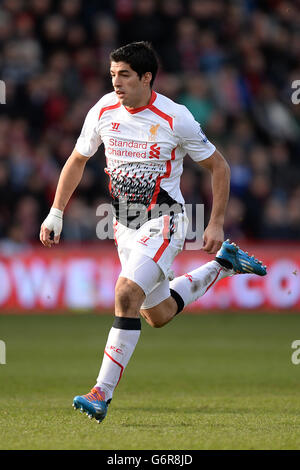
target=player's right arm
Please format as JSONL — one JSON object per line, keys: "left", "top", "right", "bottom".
{"left": 40, "top": 94, "right": 105, "bottom": 247}
{"left": 39, "top": 149, "right": 89, "bottom": 248}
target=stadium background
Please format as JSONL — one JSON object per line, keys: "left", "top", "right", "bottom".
{"left": 1, "top": 0, "right": 300, "bottom": 452}
{"left": 0, "top": 0, "right": 299, "bottom": 312}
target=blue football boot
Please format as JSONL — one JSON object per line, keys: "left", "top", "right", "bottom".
{"left": 216, "top": 239, "right": 267, "bottom": 276}
{"left": 73, "top": 387, "right": 110, "bottom": 423}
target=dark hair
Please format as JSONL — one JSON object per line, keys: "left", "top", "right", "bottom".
{"left": 110, "top": 41, "right": 159, "bottom": 88}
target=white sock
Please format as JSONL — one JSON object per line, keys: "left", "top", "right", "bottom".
{"left": 95, "top": 317, "right": 141, "bottom": 401}
{"left": 170, "top": 260, "right": 233, "bottom": 308}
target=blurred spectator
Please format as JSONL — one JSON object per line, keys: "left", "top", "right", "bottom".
{"left": 287, "top": 195, "right": 300, "bottom": 240}
{"left": 252, "top": 82, "right": 299, "bottom": 142}
{"left": 244, "top": 174, "right": 272, "bottom": 238}
{"left": 179, "top": 73, "right": 214, "bottom": 126}
{"left": 226, "top": 143, "right": 252, "bottom": 198}
{"left": 119, "top": 0, "right": 164, "bottom": 48}
{"left": 0, "top": 223, "right": 32, "bottom": 255}
{"left": 260, "top": 197, "right": 289, "bottom": 240}
{"left": 63, "top": 197, "right": 97, "bottom": 241}
{"left": 94, "top": 14, "right": 118, "bottom": 74}
{"left": 0, "top": 0, "right": 299, "bottom": 246}
{"left": 154, "top": 73, "right": 182, "bottom": 102}
{"left": 14, "top": 195, "right": 40, "bottom": 241}
{"left": 211, "top": 66, "right": 250, "bottom": 116}
{"left": 249, "top": 146, "right": 270, "bottom": 177}
{"left": 224, "top": 196, "right": 246, "bottom": 241}
{"left": 198, "top": 30, "right": 226, "bottom": 74}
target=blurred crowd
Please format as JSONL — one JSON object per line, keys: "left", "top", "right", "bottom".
{"left": 0, "top": 0, "right": 300, "bottom": 251}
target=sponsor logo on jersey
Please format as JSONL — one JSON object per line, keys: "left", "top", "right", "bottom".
{"left": 149, "top": 143, "right": 160, "bottom": 159}
{"left": 107, "top": 139, "right": 161, "bottom": 160}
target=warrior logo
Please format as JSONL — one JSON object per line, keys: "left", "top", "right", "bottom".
{"left": 111, "top": 122, "right": 121, "bottom": 132}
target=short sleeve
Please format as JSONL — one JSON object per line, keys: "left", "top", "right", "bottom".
{"left": 75, "top": 104, "right": 102, "bottom": 158}
{"left": 174, "top": 105, "right": 216, "bottom": 162}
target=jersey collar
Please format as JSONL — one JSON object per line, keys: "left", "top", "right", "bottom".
{"left": 123, "top": 90, "right": 157, "bottom": 114}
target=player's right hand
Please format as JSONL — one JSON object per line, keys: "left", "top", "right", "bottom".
{"left": 40, "top": 207, "right": 63, "bottom": 248}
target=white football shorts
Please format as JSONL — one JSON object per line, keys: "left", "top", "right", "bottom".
{"left": 114, "top": 211, "right": 189, "bottom": 309}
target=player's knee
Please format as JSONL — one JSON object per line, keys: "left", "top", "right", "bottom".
{"left": 115, "top": 277, "right": 144, "bottom": 314}
{"left": 115, "top": 286, "right": 131, "bottom": 312}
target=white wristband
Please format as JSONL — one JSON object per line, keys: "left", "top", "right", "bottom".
{"left": 43, "top": 208, "right": 64, "bottom": 236}
{"left": 50, "top": 207, "right": 63, "bottom": 219}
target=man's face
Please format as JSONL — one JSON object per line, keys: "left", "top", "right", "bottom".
{"left": 110, "top": 61, "right": 151, "bottom": 108}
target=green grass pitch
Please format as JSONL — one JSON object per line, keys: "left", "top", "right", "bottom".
{"left": 0, "top": 312, "right": 300, "bottom": 450}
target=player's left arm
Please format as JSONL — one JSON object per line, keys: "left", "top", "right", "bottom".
{"left": 197, "top": 149, "right": 231, "bottom": 254}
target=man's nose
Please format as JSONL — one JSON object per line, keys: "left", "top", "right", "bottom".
{"left": 113, "top": 75, "right": 122, "bottom": 87}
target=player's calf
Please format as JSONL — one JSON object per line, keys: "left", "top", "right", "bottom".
{"left": 140, "top": 296, "right": 177, "bottom": 328}
{"left": 167, "top": 240, "right": 267, "bottom": 316}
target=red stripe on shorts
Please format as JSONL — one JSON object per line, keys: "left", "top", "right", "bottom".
{"left": 153, "top": 215, "right": 170, "bottom": 263}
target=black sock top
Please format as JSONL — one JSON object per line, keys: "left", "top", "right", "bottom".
{"left": 170, "top": 288, "right": 184, "bottom": 315}
{"left": 215, "top": 257, "right": 233, "bottom": 270}
{"left": 113, "top": 317, "right": 141, "bottom": 330}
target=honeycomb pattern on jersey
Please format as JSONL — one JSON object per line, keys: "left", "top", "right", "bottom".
{"left": 105, "top": 161, "right": 165, "bottom": 208}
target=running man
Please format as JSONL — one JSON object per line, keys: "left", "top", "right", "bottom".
{"left": 40, "top": 42, "right": 267, "bottom": 423}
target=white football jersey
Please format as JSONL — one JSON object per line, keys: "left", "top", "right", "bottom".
{"left": 75, "top": 90, "right": 215, "bottom": 213}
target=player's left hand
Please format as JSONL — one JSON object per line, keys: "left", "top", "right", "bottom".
{"left": 202, "top": 222, "right": 224, "bottom": 254}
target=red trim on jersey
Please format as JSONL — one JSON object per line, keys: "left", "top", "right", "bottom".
{"left": 147, "top": 147, "right": 176, "bottom": 211}
{"left": 104, "top": 156, "right": 114, "bottom": 198}
{"left": 204, "top": 268, "right": 223, "bottom": 293}
{"left": 124, "top": 90, "right": 157, "bottom": 114}
{"left": 124, "top": 90, "right": 174, "bottom": 130}
{"left": 104, "top": 350, "right": 124, "bottom": 386}
{"left": 99, "top": 101, "right": 121, "bottom": 119}
{"left": 113, "top": 220, "right": 118, "bottom": 246}
{"left": 153, "top": 215, "right": 170, "bottom": 263}
{"left": 104, "top": 170, "right": 113, "bottom": 195}
{"left": 148, "top": 104, "right": 173, "bottom": 130}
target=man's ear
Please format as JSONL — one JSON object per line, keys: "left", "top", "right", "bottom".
{"left": 143, "top": 72, "right": 152, "bottom": 86}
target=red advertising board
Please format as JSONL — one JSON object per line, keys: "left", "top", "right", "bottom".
{"left": 0, "top": 243, "right": 299, "bottom": 312}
